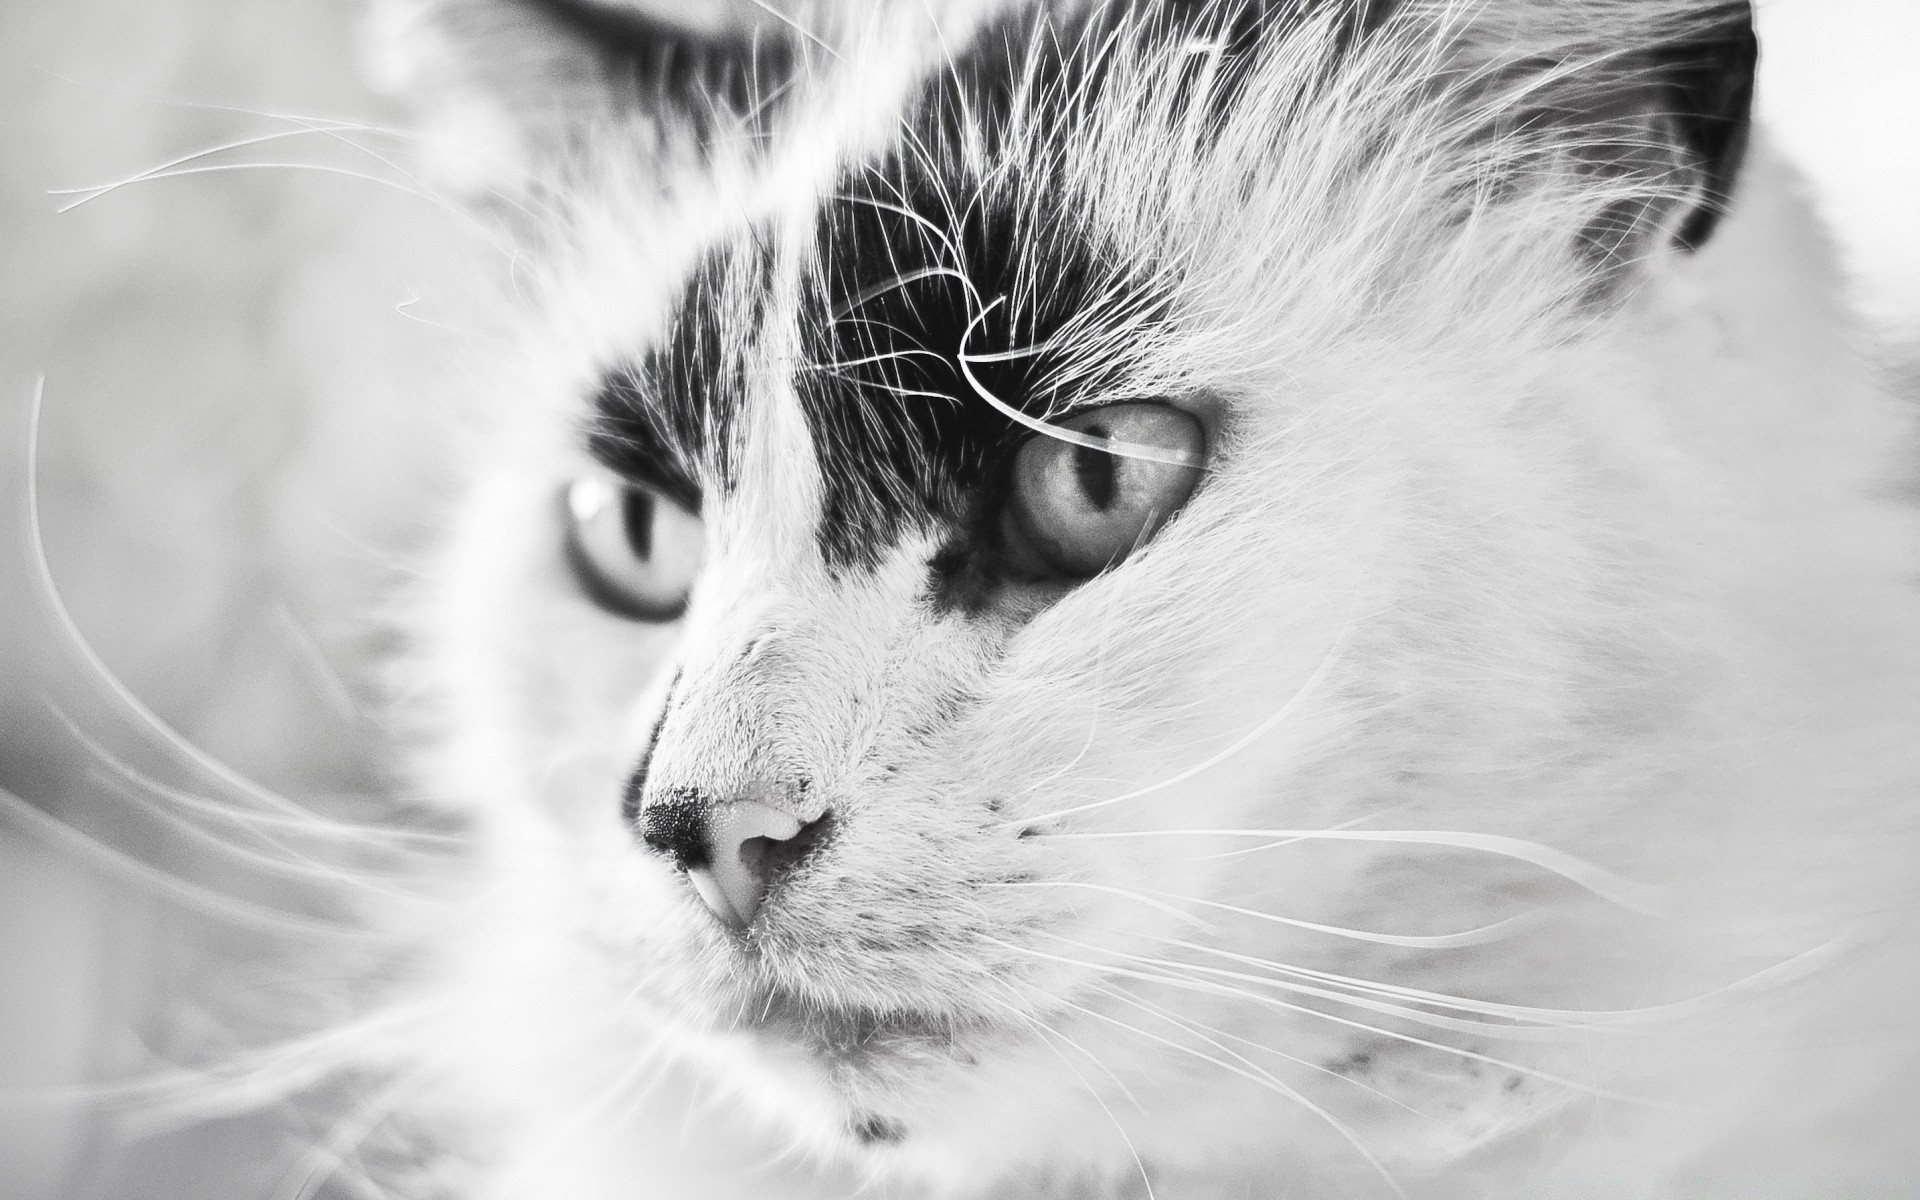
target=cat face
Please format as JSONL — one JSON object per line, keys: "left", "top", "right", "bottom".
{"left": 396, "top": 0, "right": 1765, "bottom": 1188}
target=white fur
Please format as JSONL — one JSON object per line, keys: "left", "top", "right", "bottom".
{"left": 366, "top": 2, "right": 1920, "bottom": 1196}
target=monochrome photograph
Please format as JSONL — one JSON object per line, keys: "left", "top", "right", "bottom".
{"left": 2, "top": 1, "right": 1917, "bottom": 1196}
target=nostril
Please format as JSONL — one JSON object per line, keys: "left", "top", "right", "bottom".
{"left": 742, "top": 810, "right": 832, "bottom": 886}
{"left": 639, "top": 799, "right": 830, "bottom": 931}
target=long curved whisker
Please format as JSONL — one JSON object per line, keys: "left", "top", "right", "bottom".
{"left": 31, "top": 67, "right": 423, "bottom": 141}
{"left": 828, "top": 265, "right": 975, "bottom": 321}
{"left": 0, "top": 785, "right": 387, "bottom": 944}
{"left": 54, "top": 161, "right": 442, "bottom": 215}
{"left": 484, "top": 1041, "right": 677, "bottom": 1196}
{"left": 79, "top": 764, "right": 435, "bottom": 901}
{"left": 1041, "top": 932, "right": 1571, "bottom": 1043}
{"left": 3, "top": 1000, "right": 451, "bottom": 1130}
{"left": 48, "top": 121, "right": 395, "bottom": 200}
{"left": 269, "top": 1072, "right": 427, "bottom": 1200}
{"left": 932, "top": 947, "right": 1141, "bottom": 1107}
{"left": 271, "top": 606, "right": 370, "bottom": 728}
{"left": 1035, "top": 975, "right": 1406, "bottom": 1197}
{"left": 1009, "top": 624, "right": 1351, "bottom": 827}
{"left": 1181, "top": 808, "right": 1413, "bottom": 862}
{"left": 982, "top": 880, "right": 1213, "bottom": 928}
{"left": 980, "top": 934, "right": 1663, "bottom": 1107}
{"left": 41, "top": 91, "right": 532, "bottom": 255}
{"left": 831, "top": 193, "right": 975, "bottom": 286}
{"left": 995, "top": 877, "right": 1528, "bottom": 950}
{"left": 1030, "top": 828, "right": 1670, "bottom": 915}
{"left": 22, "top": 379, "right": 426, "bottom": 830}
{"left": 1149, "top": 934, "right": 1621, "bottom": 1030}
{"left": 1086, "top": 981, "right": 1429, "bottom": 1121}
{"left": 956, "top": 297, "right": 1204, "bottom": 468}
{"left": 983, "top": 1005, "right": 1156, "bottom": 1197}
{"left": 1162, "top": 934, "right": 1846, "bottom": 1030}
{"left": 803, "top": 348, "right": 949, "bottom": 373}
{"left": 52, "top": 706, "right": 460, "bottom": 854}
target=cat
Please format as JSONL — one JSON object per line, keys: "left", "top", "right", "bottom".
{"left": 329, "top": 0, "right": 1920, "bottom": 1195}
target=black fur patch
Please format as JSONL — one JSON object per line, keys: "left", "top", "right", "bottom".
{"left": 583, "top": 2, "right": 1468, "bottom": 592}
{"left": 589, "top": 234, "right": 778, "bottom": 510}
{"left": 584, "top": 4, "right": 1320, "bottom": 592}
{"left": 791, "top": 9, "right": 1175, "bottom": 591}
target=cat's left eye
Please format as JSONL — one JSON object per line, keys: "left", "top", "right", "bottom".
{"left": 562, "top": 477, "right": 703, "bottom": 622}
{"left": 1003, "top": 403, "right": 1206, "bottom": 580}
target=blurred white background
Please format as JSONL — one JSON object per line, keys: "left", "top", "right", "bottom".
{"left": 1761, "top": 0, "right": 1920, "bottom": 335}
{"left": 1, "top": 1, "right": 1915, "bottom": 1198}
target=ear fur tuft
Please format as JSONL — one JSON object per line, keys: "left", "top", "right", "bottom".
{"left": 1448, "top": 0, "right": 1758, "bottom": 255}
{"left": 366, "top": 0, "right": 812, "bottom": 196}
{"left": 1650, "top": 3, "right": 1756, "bottom": 250}
{"left": 512, "top": 0, "right": 799, "bottom": 139}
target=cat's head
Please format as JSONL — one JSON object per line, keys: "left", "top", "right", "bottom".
{"left": 381, "top": 0, "right": 1768, "bottom": 1189}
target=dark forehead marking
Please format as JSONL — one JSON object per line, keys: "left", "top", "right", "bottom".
{"left": 588, "top": 232, "right": 778, "bottom": 512}
{"left": 793, "top": 5, "right": 1215, "bottom": 581}
{"left": 586, "top": 1, "right": 1331, "bottom": 580}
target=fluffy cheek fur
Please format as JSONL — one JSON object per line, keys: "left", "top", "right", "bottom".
{"left": 415, "top": 316, "right": 1719, "bottom": 1194}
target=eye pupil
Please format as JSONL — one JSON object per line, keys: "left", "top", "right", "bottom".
{"left": 1004, "top": 403, "right": 1204, "bottom": 581}
{"left": 622, "top": 488, "right": 656, "bottom": 560}
{"left": 562, "top": 477, "right": 704, "bottom": 623}
{"left": 1072, "top": 426, "right": 1117, "bottom": 512}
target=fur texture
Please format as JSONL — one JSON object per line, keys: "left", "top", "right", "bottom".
{"left": 343, "top": 0, "right": 1920, "bottom": 1195}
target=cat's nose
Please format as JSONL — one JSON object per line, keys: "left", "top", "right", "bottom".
{"left": 636, "top": 797, "right": 828, "bottom": 930}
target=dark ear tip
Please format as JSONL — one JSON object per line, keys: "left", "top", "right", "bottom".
{"left": 1665, "top": 2, "right": 1759, "bottom": 251}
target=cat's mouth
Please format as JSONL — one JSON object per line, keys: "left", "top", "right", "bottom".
{"left": 738, "top": 985, "right": 970, "bottom": 1065}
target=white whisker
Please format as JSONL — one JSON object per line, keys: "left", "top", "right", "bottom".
{"left": 270, "top": 1074, "right": 425, "bottom": 1200}
{"left": 54, "top": 160, "right": 434, "bottom": 215}
{"left": 1042, "top": 931, "right": 1569, "bottom": 1042}
{"left": 23, "top": 379, "right": 440, "bottom": 831}
{"left": 0, "top": 785, "right": 381, "bottom": 943}
{"left": 1032, "top": 828, "right": 1670, "bottom": 915}
{"left": 1089, "top": 981, "right": 1432, "bottom": 1121}
{"left": 981, "top": 933, "right": 1663, "bottom": 1108}
{"left": 983, "top": 879, "right": 1212, "bottom": 927}
{"left": 1005, "top": 945, "right": 1406, "bottom": 1196}
{"left": 1001, "top": 875, "right": 1529, "bottom": 949}
{"left": 1011, "top": 624, "right": 1352, "bottom": 827}
{"left": 80, "top": 765, "right": 440, "bottom": 903}
{"left": 51, "top": 705, "right": 458, "bottom": 855}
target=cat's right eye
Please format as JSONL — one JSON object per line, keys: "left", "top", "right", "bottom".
{"left": 561, "top": 477, "right": 704, "bottom": 622}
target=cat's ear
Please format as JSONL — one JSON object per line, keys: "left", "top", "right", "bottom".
{"left": 1486, "top": 0, "right": 1758, "bottom": 262}
{"left": 1637, "top": 5, "right": 1757, "bottom": 252}
{"left": 366, "top": 0, "right": 815, "bottom": 202}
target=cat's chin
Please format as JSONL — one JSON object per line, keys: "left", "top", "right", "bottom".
{"left": 742, "top": 988, "right": 962, "bottom": 1068}
{"left": 670, "top": 984, "right": 1059, "bottom": 1179}
{"left": 721, "top": 987, "right": 979, "bottom": 1137}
